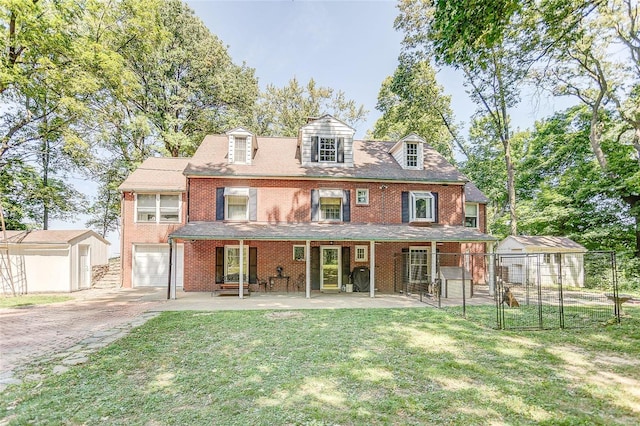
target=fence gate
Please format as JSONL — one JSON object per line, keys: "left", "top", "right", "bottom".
{"left": 496, "top": 251, "right": 619, "bottom": 330}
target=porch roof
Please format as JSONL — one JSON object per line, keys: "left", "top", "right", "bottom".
{"left": 169, "top": 222, "right": 497, "bottom": 243}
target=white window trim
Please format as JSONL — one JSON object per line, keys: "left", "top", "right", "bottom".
{"left": 319, "top": 136, "right": 337, "bottom": 162}
{"left": 134, "top": 193, "right": 182, "bottom": 224}
{"left": 465, "top": 203, "right": 479, "bottom": 228}
{"left": 410, "top": 191, "right": 435, "bottom": 222}
{"left": 319, "top": 197, "right": 342, "bottom": 222}
{"left": 355, "top": 245, "right": 368, "bottom": 262}
{"left": 225, "top": 194, "right": 249, "bottom": 221}
{"left": 405, "top": 142, "right": 419, "bottom": 169}
{"left": 293, "top": 245, "right": 306, "bottom": 261}
{"left": 356, "top": 188, "right": 369, "bottom": 205}
{"left": 224, "top": 245, "right": 249, "bottom": 282}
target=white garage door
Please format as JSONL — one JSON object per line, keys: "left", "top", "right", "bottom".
{"left": 133, "top": 244, "right": 183, "bottom": 287}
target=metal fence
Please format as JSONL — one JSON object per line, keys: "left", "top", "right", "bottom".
{"left": 394, "top": 251, "right": 620, "bottom": 330}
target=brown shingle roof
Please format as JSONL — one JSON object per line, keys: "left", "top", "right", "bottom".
{"left": 184, "top": 135, "right": 468, "bottom": 183}
{"left": 118, "top": 157, "right": 190, "bottom": 192}
{"left": 465, "top": 182, "right": 490, "bottom": 203}
{"left": 510, "top": 236, "right": 586, "bottom": 251}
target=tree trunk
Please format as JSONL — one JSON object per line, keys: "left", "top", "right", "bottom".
{"left": 504, "top": 139, "right": 518, "bottom": 236}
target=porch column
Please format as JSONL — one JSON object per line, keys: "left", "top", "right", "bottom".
{"left": 431, "top": 241, "right": 437, "bottom": 285}
{"left": 488, "top": 242, "right": 495, "bottom": 296}
{"left": 167, "top": 238, "right": 175, "bottom": 300}
{"left": 369, "top": 240, "right": 375, "bottom": 298}
{"left": 170, "top": 239, "right": 177, "bottom": 300}
{"left": 305, "top": 240, "right": 311, "bottom": 299}
{"left": 239, "top": 239, "right": 244, "bottom": 299}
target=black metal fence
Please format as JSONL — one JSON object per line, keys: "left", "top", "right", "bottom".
{"left": 394, "top": 251, "right": 620, "bottom": 330}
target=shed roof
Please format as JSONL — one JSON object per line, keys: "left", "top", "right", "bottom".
{"left": 0, "top": 230, "right": 110, "bottom": 245}
{"left": 465, "top": 182, "right": 490, "bottom": 203}
{"left": 118, "top": 157, "right": 190, "bottom": 192}
{"left": 184, "top": 136, "right": 469, "bottom": 184}
{"left": 169, "top": 222, "right": 497, "bottom": 243}
{"left": 502, "top": 236, "right": 587, "bottom": 252}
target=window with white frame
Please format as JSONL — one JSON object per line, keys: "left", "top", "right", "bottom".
{"left": 293, "top": 245, "right": 306, "bottom": 261}
{"left": 136, "top": 194, "right": 180, "bottom": 223}
{"left": 226, "top": 195, "right": 248, "bottom": 220}
{"left": 355, "top": 245, "right": 368, "bottom": 262}
{"left": 410, "top": 192, "right": 434, "bottom": 222}
{"left": 233, "top": 137, "right": 247, "bottom": 164}
{"left": 319, "top": 137, "right": 337, "bottom": 162}
{"left": 320, "top": 197, "right": 342, "bottom": 221}
{"left": 465, "top": 203, "right": 478, "bottom": 228}
{"left": 409, "top": 247, "right": 429, "bottom": 282}
{"left": 406, "top": 142, "right": 418, "bottom": 168}
{"left": 356, "top": 189, "right": 369, "bottom": 205}
{"left": 225, "top": 246, "right": 249, "bottom": 281}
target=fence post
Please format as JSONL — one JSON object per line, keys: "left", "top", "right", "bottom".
{"left": 537, "top": 253, "right": 543, "bottom": 329}
{"left": 558, "top": 252, "right": 565, "bottom": 329}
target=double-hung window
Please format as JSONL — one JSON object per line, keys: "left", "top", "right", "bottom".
{"left": 319, "top": 137, "right": 337, "bottom": 162}
{"left": 406, "top": 142, "right": 418, "bottom": 168}
{"left": 233, "top": 137, "right": 247, "bottom": 164}
{"left": 465, "top": 203, "right": 478, "bottom": 228}
{"left": 410, "top": 192, "right": 435, "bottom": 222}
{"left": 225, "top": 246, "right": 249, "bottom": 282}
{"left": 320, "top": 197, "right": 342, "bottom": 221}
{"left": 356, "top": 189, "right": 369, "bottom": 205}
{"left": 224, "top": 188, "right": 250, "bottom": 221}
{"left": 136, "top": 194, "right": 180, "bottom": 223}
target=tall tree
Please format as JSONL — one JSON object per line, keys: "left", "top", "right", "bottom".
{"left": 254, "top": 77, "right": 367, "bottom": 137}
{"left": 395, "top": 0, "right": 533, "bottom": 235}
{"left": 372, "top": 58, "right": 461, "bottom": 161}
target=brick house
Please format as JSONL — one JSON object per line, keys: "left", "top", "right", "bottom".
{"left": 119, "top": 115, "right": 495, "bottom": 298}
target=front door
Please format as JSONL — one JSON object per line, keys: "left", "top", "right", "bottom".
{"left": 321, "top": 246, "right": 340, "bottom": 291}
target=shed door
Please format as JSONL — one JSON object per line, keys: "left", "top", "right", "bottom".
{"left": 133, "top": 244, "right": 183, "bottom": 287}
{"left": 78, "top": 245, "right": 91, "bottom": 290}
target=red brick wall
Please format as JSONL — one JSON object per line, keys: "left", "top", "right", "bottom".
{"left": 188, "top": 177, "right": 465, "bottom": 225}
{"left": 120, "top": 192, "right": 187, "bottom": 288}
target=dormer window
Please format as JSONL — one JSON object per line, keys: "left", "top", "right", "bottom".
{"left": 406, "top": 142, "right": 418, "bottom": 168}
{"left": 390, "top": 134, "right": 425, "bottom": 170}
{"left": 319, "top": 137, "right": 337, "bottom": 162}
{"left": 226, "top": 127, "right": 255, "bottom": 165}
{"left": 233, "top": 137, "right": 247, "bottom": 164}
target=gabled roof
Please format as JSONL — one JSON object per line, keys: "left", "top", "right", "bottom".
{"left": 503, "top": 236, "right": 587, "bottom": 252}
{"left": 300, "top": 114, "right": 355, "bottom": 132}
{"left": 118, "top": 157, "right": 190, "bottom": 192}
{"left": 389, "top": 133, "right": 426, "bottom": 153}
{"left": 0, "top": 230, "right": 110, "bottom": 245}
{"left": 465, "top": 182, "right": 490, "bottom": 203}
{"left": 184, "top": 136, "right": 468, "bottom": 183}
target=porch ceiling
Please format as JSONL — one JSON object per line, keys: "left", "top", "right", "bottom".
{"left": 169, "top": 222, "right": 497, "bottom": 243}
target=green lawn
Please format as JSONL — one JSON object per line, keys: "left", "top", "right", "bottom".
{"left": 0, "top": 294, "right": 72, "bottom": 308}
{"left": 2, "top": 306, "right": 639, "bottom": 425}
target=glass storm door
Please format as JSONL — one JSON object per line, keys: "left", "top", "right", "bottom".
{"left": 321, "top": 247, "right": 340, "bottom": 291}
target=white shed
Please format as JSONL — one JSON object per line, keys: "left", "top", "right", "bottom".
{"left": 496, "top": 236, "right": 587, "bottom": 287}
{"left": 1, "top": 230, "right": 110, "bottom": 294}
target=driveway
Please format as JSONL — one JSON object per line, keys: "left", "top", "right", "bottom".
{"left": 0, "top": 287, "right": 165, "bottom": 378}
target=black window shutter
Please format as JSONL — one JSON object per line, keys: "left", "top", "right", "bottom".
{"left": 216, "top": 188, "right": 225, "bottom": 221}
{"left": 311, "top": 189, "right": 319, "bottom": 221}
{"left": 311, "top": 136, "right": 319, "bottom": 162}
{"left": 401, "top": 192, "right": 409, "bottom": 223}
{"left": 249, "top": 188, "right": 258, "bottom": 221}
{"left": 249, "top": 247, "right": 257, "bottom": 284}
{"left": 433, "top": 192, "right": 439, "bottom": 223}
{"left": 311, "top": 246, "right": 320, "bottom": 290}
{"left": 337, "top": 137, "right": 344, "bottom": 163}
{"left": 342, "top": 246, "right": 351, "bottom": 288}
{"left": 215, "top": 247, "right": 224, "bottom": 283}
{"left": 342, "top": 189, "right": 350, "bottom": 222}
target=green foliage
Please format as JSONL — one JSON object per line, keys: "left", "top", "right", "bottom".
{"left": 0, "top": 294, "right": 72, "bottom": 308}
{"left": 372, "top": 59, "right": 457, "bottom": 161}
{"left": 254, "top": 77, "right": 367, "bottom": 137}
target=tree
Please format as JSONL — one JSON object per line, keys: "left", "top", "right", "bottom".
{"left": 395, "top": 0, "right": 534, "bottom": 235}
{"left": 372, "top": 58, "right": 461, "bottom": 161}
{"left": 254, "top": 77, "right": 367, "bottom": 137}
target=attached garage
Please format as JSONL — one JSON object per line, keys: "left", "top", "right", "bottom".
{"left": 133, "top": 244, "right": 183, "bottom": 287}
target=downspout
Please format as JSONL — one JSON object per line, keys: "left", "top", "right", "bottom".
{"left": 186, "top": 178, "right": 190, "bottom": 223}
{"left": 167, "top": 237, "right": 173, "bottom": 300}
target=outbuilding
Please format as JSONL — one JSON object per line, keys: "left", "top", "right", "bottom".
{"left": 0, "top": 230, "right": 110, "bottom": 294}
{"left": 496, "top": 236, "right": 587, "bottom": 287}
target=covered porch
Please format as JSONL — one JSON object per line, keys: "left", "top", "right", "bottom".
{"left": 166, "top": 222, "right": 496, "bottom": 300}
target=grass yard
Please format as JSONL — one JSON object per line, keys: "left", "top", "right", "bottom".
{"left": 1, "top": 306, "right": 639, "bottom": 425}
{"left": 0, "top": 294, "right": 72, "bottom": 308}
